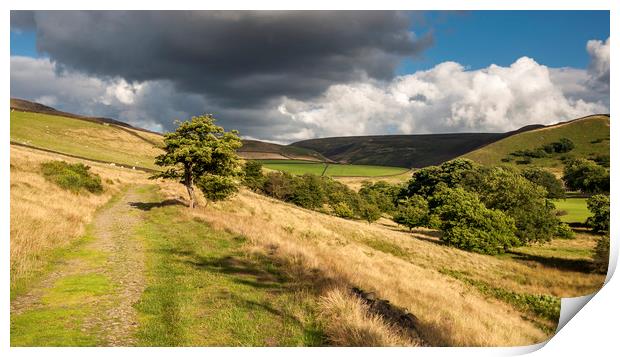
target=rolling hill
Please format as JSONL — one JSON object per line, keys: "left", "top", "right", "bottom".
{"left": 291, "top": 133, "right": 508, "bottom": 168}
{"left": 10, "top": 98, "right": 608, "bottom": 346}
{"left": 238, "top": 139, "right": 328, "bottom": 162}
{"left": 11, "top": 98, "right": 329, "bottom": 163}
{"left": 462, "top": 114, "right": 610, "bottom": 171}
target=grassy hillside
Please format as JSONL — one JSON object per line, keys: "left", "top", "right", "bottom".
{"left": 11, "top": 110, "right": 163, "bottom": 170}
{"left": 11, "top": 129, "right": 606, "bottom": 347}
{"left": 291, "top": 133, "right": 509, "bottom": 168}
{"left": 463, "top": 115, "right": 610, "bottom": 171}
{"left": 240, "top": 140, "right": 327, "bottom": 162}
{"left": 10, "top": 100, "right": 608, "bottom": 346}
{"left": 11, "top": 98, "right": 160, "bottom": 135}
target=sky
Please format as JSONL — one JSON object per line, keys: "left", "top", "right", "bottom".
{"left": 10, "top": 11, "right": 610, "bottom": 143}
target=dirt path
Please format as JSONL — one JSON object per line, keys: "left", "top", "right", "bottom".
{"left": 11, "top": 185, "right": 157, "bottom": 346}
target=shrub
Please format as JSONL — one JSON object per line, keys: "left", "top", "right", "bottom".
{"left": 290, "top": 174, "right": 325, "bottom": 209}
{"left": 555, "top": 222, "right": 575, "bottom": 239}
{"left": 555, "top": 138, "right": 575, "bottom": 153}
{"left": 358, "top": 202, "right": 382, "bottom": 224}
{"left": 562, "top": 158, "right": 609, "bottom": 194}
{"left": 592, "top": 235, "right": 610, "bottom": 274}
{"left": 430, "top": 186, "right": 518, "bottom": 254}
{"left": 586, "top": 194, "right": 610, "bottom": 233}
{"left": 40, "top": 161, "right": 103, "bottom": 194}
{"left": 591, "top": 154, "right": 610, "bottom": 168}
{"left": 392, "top": 195, "right": 429, "bottom": 231}
{"left": 515, "top": 157, "right": 532, "bottom": 165}
{"left": 263, "top": 171, "right": 297, "bottom": 200}
{"left": 522, "top": 167, "right": 565, "bottom": 199}
{"left": 359, "top": 181, "right": 401, "bottom": 213}
{"left": 332, "top": 202, "right": 355, "bottom": 219}
{"left": 242, "top": 161, "right": 266, "bottom": 191}
{"left": 196, "top": 174, "right": 238, "bottom": 201}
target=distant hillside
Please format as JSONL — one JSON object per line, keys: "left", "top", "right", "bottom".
{"left": 289, "top": 116, "right": 609, "bottom": 168}
{"left": 462, "top": 114, "right": 610, "bottom": 171}
{"left": 290, "top": 133, "right": 509, "bottom": 168}
{"left": 238, "top": 140, "right": 329, "bottom": 162}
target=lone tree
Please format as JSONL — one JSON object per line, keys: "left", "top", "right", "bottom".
{"left": 151, "top": 114, "right": 243, "bottom": 208}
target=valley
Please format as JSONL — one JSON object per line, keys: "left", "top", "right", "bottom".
{"left": 9, "top": 101, "right": 609, "bottom": 347}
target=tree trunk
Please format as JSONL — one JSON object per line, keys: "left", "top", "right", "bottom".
{"left": 184, "top": 165, "right": 196, "bottom": 209}
{"left": 186, "top": 183, "right": 196, "bottom": 209}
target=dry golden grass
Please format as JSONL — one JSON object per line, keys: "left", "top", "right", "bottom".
{"left": 11, "top": 142, "right": 603, "bottom": 346}
{"left": 318, "top": 288, "right": 422, "bottom": 346}
{"left": 155, "top": 184, "right": 565, "bottom": 346}
{"left": 335, "top": 170, "right": 412, "bottom": 191}
{"left": 10, "top": 145, "right": 150, "bottom": 290}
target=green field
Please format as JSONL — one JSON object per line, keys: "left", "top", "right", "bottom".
{"left": 552, "top": 198, "right": 591, "bottom": 224}
{"left": 463, "top": 115, "right": 610, "bottom": 170}
{"left": 257, "top": 160, "right": 409, "bottom": 177}
{"left": 10, "top": 111, "right": 162, "bottom": 169}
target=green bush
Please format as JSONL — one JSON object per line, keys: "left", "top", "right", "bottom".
{"left": 512, "top": 137, "right": 574, "bottom": 159}
{"left": 516, "top": 157, "right": 532, "bottom": 165}
{"left": 290, "top": 174, "right": 325, "bottom": 209}
{"left": 196, "top": 174, "right": 239, "bottom": 201}
{"left": 392, "top": 195, "right": 429, "bottom": 231}
{"left": 358, "top": 180, "right": 401, "bottom": 213}
{"left": 555, "top": 222, "right": 575, "bottom": 239}
{"left": 358, "top": 201, "right": 382, "bottom": 223}
{"left": 263, "top": 171, "right": 297, "bottom": 200}
{"left": 40, "top": 161, "right": 103, "bottom": 194}
{"left": 522, "top": 167, "right": 565, "bottom": 199}
{"left": 592, "top": 235, "right": 610, "bottom": 274}
{"left": 332, "top": 202, "right": 355, "bottom": 219}
{"left": 242, "top": 161, "right": 266, "bottom": 191}
{"left": 563, "top": 158, "right": 609, "bottom": 194}
{"left": 431, "top": 186, "right": 519, "bottom": 254}
{"left": 586, "top": 194, "right": 610, "bottom": 233}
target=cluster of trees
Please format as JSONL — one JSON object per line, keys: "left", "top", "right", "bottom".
{"left": 243, "top": 162, "right": 384, "bottom": 223}
{"left": 393, "top": 159, "right": 571, "bottom": 254}
{"left": 506, "top": 137, "right": 575, "bottom": 164}
{"left": 152, "top": 116, "right": 608, "bottom": 266}
{"left": 562, "top": 158, "right": 610, "bottom": 194}
{"left": 510, "top": 137, "right": 575, "bottom": 159}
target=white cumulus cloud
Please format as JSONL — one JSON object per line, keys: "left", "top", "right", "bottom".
{"left": 586, "top": 37, "right": 610, "bottom": 90}
{"left": 277, "top": 46, "right": 609, "bottom": 140}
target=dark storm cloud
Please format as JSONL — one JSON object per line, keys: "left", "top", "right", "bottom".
{"left": 12, "top": 10, "right": 432, "bottom": 107}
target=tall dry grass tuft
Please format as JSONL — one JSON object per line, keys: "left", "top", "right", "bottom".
{"left": 10, "top": 145, "right": 150, "bottom": 290}
{"left": 318, "top": 288, "right": 422, "bottom": 346}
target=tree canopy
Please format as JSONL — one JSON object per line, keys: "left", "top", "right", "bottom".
{"left": 151, "top": 114, "right": 242, "bottom": 208}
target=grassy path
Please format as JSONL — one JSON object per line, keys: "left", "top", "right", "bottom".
{"left": 11, "top": 185, "right": 153, "bottom": 346}
{"left": 133, "top": 186, "right": 323, "bottom": 346}
{"left": 11, "top": 185, "right": 324, "bottom": 346}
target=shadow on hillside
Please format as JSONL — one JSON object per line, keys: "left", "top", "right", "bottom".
{"left": 410, "top": 234, "right": 446, "bottom": 247}
{"left": 129, "top": 199, "right": 186, "bottom": 211}
{"left": 509, "top": 251, "right": 593, "bottom": 273}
